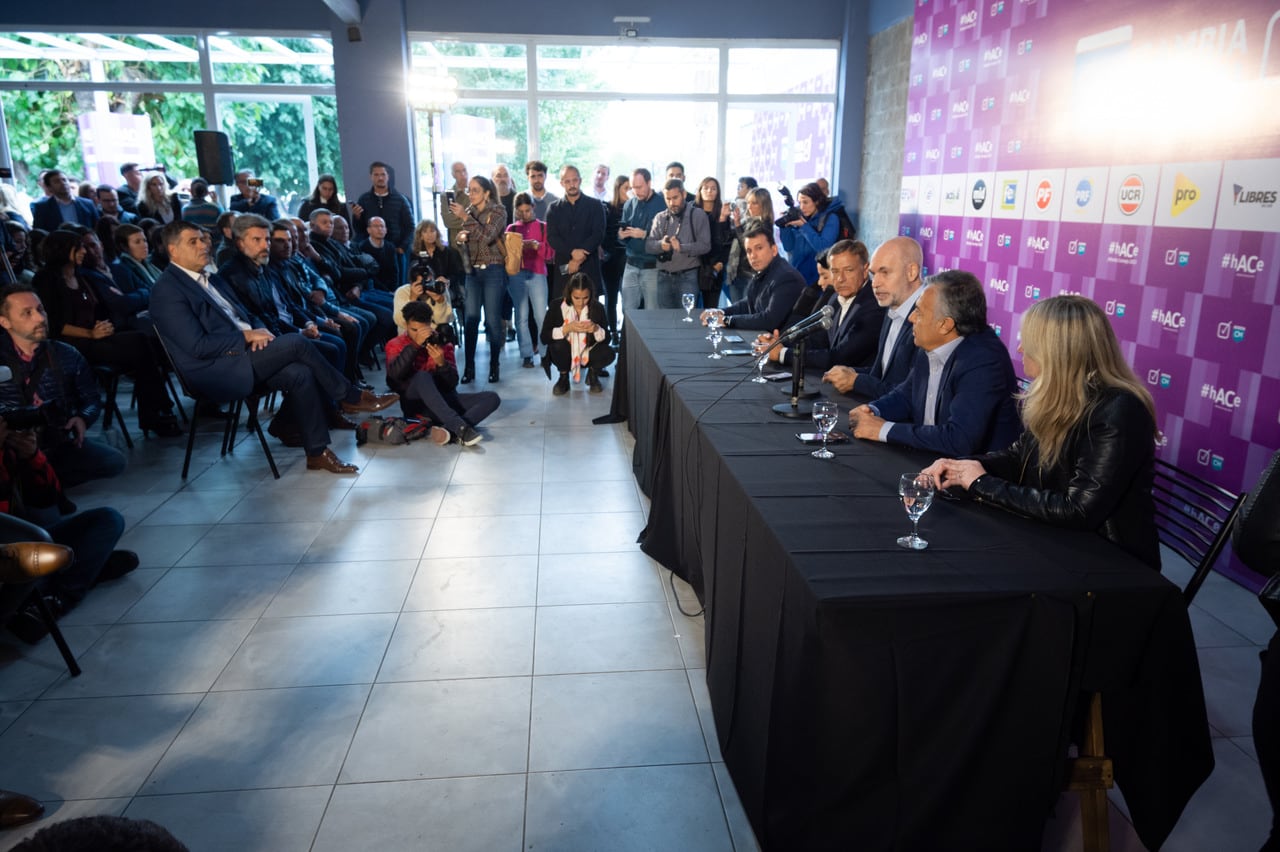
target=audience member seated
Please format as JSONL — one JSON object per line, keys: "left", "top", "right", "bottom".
{"left": 385, "top": 300, "right": 497, "bottom": 447}
{"left": 9, "top": 815, "right": 189, "bottom": 852}
{"left": 785, "top": 246, "right": 833, "bottom": 323}
{"left": 0, "top": 286, "right": 128, "bottom": 485}
{"left": 3, "top": 223, "right": 35, "bottom": 285}
{"left": 93, "top": 215, "right": 120, "bottom": 263}
{"left": 299, "top": 174, "right": 347, "bottom": 221}
{"left": 136, "top": 174, "right": 181, "bottom": 224}
{"left": 213, "top": 211, "right": 239, "bottom": 267}
{"left": 0, "top": 183, "right": 30, "bottom": 229}
{"left": 777, "top": 181, "right": 844, "bottom": 284}
{"left": 149, "top": 221, "right": 397, "bottom": 474}
{"left": 115, "top": 163, "right": 143, "bottom": 214}
{"left": 75, "top": 228, "right": 150, "bottom": 333}
{"left": 95, "top": 185, "right": 137, "bottom": 225}
{"left": 228, "top": 170, "right": 282, "bottom": 220}
{"left": 308, "top": 209, "right": 396, "bottom": 338}
{"left": 283, "top": 220, "right": 376, "bottom": 363}
{"left": 109, "top": 224, "right": 160, "bottom": 327}
{"left": 29, "top": 234, "right": 179, "bottom": 437}
{"left": 332, "top": 214, "right": 353, "bottom": 247}
{"left": 923, "top": 295, "right": 1161, "bottom": 568}
{"left": 30, "top": 170, "right": 99, "bottom": 232}
{"left": 180, "top": 178, "right": 221, "bottom": 228}
{"left": 702, "top": 225, "right": 805, "bottom": 331}
{"left": 541, "top": 273, "right": 614, "bottom": 396}
{"left": 357, "top": 216, "right": 401, "bottom": 292}
{"left": 824, "top": 236, "right": 928, "bottom": 401}
{"left": 0, "top": 415, "right": 138, "bottom": 645}
{"left": 850, "top": 270, "right": 1020, "bottom": 456}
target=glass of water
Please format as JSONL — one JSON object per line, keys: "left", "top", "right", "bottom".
{"left": 897, "top": 472, "right": 936, "bottom": 550}
{"left": 811, "top": 400, "right": 838, "bottom": 458}
{"left": 705, "top": 308, "right": 724, "bottom": 340}
{"left": 681, "top": 292, "right": 696, "bottom": 322}
{"left": 708, "top": 322, "right": 724, "bottom": 359}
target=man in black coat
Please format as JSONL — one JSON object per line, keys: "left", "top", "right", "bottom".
{"left": 546, "top": 165, "right": 606, "bottom": 291}
{"left": 703, "top": 225, "right": 806, "bottom": 332}
{"left": 350, "top": 162, "right": 414, "bottom": 265}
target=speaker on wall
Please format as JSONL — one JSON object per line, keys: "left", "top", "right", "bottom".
{"left": 193, "top": 130, "right": 235, "bottom": 185}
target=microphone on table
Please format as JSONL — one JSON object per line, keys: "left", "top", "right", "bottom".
{"left": 755, "top": 304, "right": 835, "bottom": 361}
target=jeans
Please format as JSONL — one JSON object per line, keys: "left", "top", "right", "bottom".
{"left": 727, "top": 273, "right": 752, "bottom": 305}
{"left": 464, "top": 265, "right": 507, "bottom": 369}
{"left": 621, "top": 264, "right": 658, "bottom": 314}
{"left": 657, "top": 268, "right": 697, "bottom": 310}
{"left": 403, "top": 372, "right": 501, "bottom": 433}
{"left": 508, "top": 271, "right": 549, "bottom": 359}
{"left": 46, "top": 438, "right": 128, "bottom": 488}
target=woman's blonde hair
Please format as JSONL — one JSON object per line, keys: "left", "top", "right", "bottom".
{"left": 1018, "top": 295, "right": 1156, "bottom": 469}
{"left": 412, "top": 219, "right": 440, "bottom": 253}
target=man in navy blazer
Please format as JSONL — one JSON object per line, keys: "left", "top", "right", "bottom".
{"left": 849, "top": 269, "right": 1020, "bottom": 457}
{"left": 758, "top": 239, "right": 885, "bottom": 371}
{"left": 29, "top": 171, "right": 100, "bottom": 233}
{"left": 704, "top": 225, "right": 806, "bottom": 332}
{"left": 824, "top": 236, "right": 925, "bottom": 399}
{"left": 149, "top": 221, "right": 398, "bottom": 474}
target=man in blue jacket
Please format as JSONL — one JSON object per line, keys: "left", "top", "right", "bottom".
{"left": 850, "top": 269, "right": 1020, "bottom": 457}
{"left": 29, "top": 171, "right": 99, "bottom": 233}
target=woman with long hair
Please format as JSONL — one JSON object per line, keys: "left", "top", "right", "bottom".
{"left": 505, "top": 193, "right": 556, "bottom": 368}
{"left": 448, "top": 175, "right": 508, "bottom": 384}
{"left": 696, "top": 177, "right": 731, "bottom": 310}
{"left": 136, "top": 175, "right": 179, "bottom": 224}
{"left": 298, "top": 174, "right": 347, "bottom": 221}
{"left": 540, "top": 273, "right": 614, "bottom": 396}
{"left": 777, "top": 181, "right": 844, "bottom": 284}
{"left": 924, "top": 295, "right": 1161, "bottom": 568}
{"left": 32, "top": 230, "right": 180, "bottom": 436}
{"left": 598, "top": 174, "right": 631, "bottom": 339}
{"left": 726, "top": 187, "right": 775, "bottom": 303}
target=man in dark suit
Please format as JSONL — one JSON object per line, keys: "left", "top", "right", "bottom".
{"left": 149, "top": 221, "right": 397, "bottom": 474}
{"left": 849, "top": 269, "right": 1020, "bottom": 457}
{"left": 758, "top": 239, "right": 885, "bottom": 370}
{"left": 29, "top": 171, "right": 99, "bottom": 233}
{"left": 824, "top": 235, "right": 926, "bottom": 399}
{"left": 703, "top": 225, "right": 806, "bottom": 332}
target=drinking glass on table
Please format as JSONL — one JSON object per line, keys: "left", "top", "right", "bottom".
{"left": 681, "top": 292, "right": 697, "bottom": 322}
{"left": 750, "top": 338, "right": 770, "bottom": 383}
{"left": 705, "top": 308, "right": 724, "bottom": 340}
{"left": 897, "top": 472, "right": 935, "bottom": 550}
{"left": 708, "top": 322, "right": 724, "bottom": 359}
{"left": 811, "top": 400, "right": 838, "bottom": 459}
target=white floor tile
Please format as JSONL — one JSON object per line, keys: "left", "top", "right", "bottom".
{"left": 534, "top": 602, "right": 683, "bottom": 675}
{"left": 212, "top": 613, "right": 397, "bottom": 690}
{"left": 536, "top": 550, "right": 666, "bottom": 606}
{"left": 120, "top": 563, "right": 294, "bottom": 623}
{"left": 125, "top": 786, "right": 332, "bottom": 852}
{"left": 379, "top": 607, "right": 535, "bottom": 681}
{"left": 406, "top": 554, "right": 539, "bottom": 610}
{"left": 263, "top": 559, "right": 417, "bottom": 617}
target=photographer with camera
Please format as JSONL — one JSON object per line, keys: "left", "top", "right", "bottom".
{"left": 384, "top": 300, "right": 498, "bottom": 447}
{"left": 777, "top": 182, "right": 847, "bottom": 285}
{"left": 393, "top": 249, "right": 455, "bottom": 339}
{"left": 644, "top": 179, "right": 710, "bottom": 310}
{"left": 0, "top": 285, "right": 126, "bottom": 487}
{"left": 229, "top": 170, "right": 282, "bottom": 220}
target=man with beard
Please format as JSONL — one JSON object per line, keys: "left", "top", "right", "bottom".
{"left": 546, "top": 165, "right": 605, "bottom": 294}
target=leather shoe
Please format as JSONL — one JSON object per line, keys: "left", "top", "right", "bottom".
{"left": 0, "top": 790, "right": 44, "bottom": 828}
{"left": 339, "top": 389, "right": 399, "bottom": 415}
{"left": 0, "top": 542, "right": 74, "bottom": 584}
{"left": 267, "top": 416, "right": 305, "bottom": 448}
{"left": 327, "top": 411, "right": 359, "bottom": 430}
{"left": 305, "top": 448, "right": 359, "bottom": 474}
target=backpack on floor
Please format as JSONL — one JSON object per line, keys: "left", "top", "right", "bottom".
{"left": 355, "top": 416, "right": 433, "bottom": 446}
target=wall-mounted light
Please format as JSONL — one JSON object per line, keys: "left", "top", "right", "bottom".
{"left": 613, "top": 16, "right": 651, "bottom": 39}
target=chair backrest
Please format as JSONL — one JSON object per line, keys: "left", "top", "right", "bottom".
{"left": 1151, "top": 459, "right": 1246, "bottom": 604}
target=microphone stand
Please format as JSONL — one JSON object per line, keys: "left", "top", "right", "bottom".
{"left": 772, "top": 336, "right": 820, "bottom": 418}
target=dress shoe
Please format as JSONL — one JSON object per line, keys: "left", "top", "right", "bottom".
{"left": 552, "top": 374, "right": 570, "bottom": 396}
{"left": 142, "top": 414, "right": 184, "bottom": 438}
{"left": 0, "top": 542, "right": 74, "bottom": 584}
{"left": 267, "top": 417, "right": 305, "bottom": 448}
{"left": 327, "top": 411, "right": 359, "bottom": 430}
{"left": 339, "top": 389, "right": 399, "bottom": 415}
{"left": 305, "top": 448, "right": 359, "bottom": 474}
{"left": 488, "top": 366, "right": 500, "bottom": 383}
{"left": 0, "top": 790, "right": 44, "bottom": 828}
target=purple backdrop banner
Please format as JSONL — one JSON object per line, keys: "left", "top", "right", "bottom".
{"left": 899, "top": 0, "right": 1280, "bottom": 584}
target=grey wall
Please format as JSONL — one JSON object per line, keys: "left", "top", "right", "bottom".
{"left": 857, "top": 17, "right": 913, "bottom": 255}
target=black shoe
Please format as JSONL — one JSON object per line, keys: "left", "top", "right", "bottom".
{"left": 456, "top": 424, "right": 484, "bottom": 447}
{"left": 522, "top": 357, "right": 534, "bottom": 369}
{"left": 553, "top": 374, "right": 570, "bottom": 396}
{"left": 488, "top": 364, "right": 500, "bottom": 383}
{"left": 461, "top": 366, "right": 475, "bottom": 384}
{"left": 143, "top": 414, "right": 183, "bottom": 438}
{"left": 96, "top": 550, "right": 140, "bottom": 584}
{"left": 587, "top": 370, "right": 603, "bottom": 394}
{"left": 598, "top": 369, "right": 610, "bottom": 377}
{"left": 267, "top": 417, "right": 305, "bottom": 448}
{"left": 6, "top": 593, "right": 69, "bottom": 646}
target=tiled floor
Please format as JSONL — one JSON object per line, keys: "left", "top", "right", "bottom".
{"left": 0, "top": 349, "right": 1272, "bottom": 851}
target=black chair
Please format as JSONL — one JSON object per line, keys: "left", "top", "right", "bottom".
{"left": 1151, "top": 459, "right": 1246, "bottom": 604}
{"left": 93, "top": 365, "right": 133, "bottom": 449}
{"left": 154, "top": 333, "right": 280, "bottom": 481}
{"left": 0, "top": 515, "right": 81, "bottom": 677}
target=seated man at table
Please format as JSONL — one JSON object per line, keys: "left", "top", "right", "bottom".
{"left": 150, "top": 221, "right": 398, "bottom": 474}
{"left": 700, "top": 225, "right": 805, "bottom": 331}
{"left": 848, "top": 269, "right": 1020, "bottom": 456}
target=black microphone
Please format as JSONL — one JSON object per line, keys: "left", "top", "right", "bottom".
{"left": 780, "top": 304, "right": 834, "bottom": 340}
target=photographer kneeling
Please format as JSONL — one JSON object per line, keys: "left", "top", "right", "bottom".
{"left": 393, "top": 253, "right": 456, "bottom": 343}
{"left": 541, "top": 273, "right": 615, "bottom": 396}
{"left": 384, "top": 300, "right": 499, "bottom": 447}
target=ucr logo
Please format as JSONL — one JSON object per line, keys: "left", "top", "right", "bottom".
{"left": 1035, "top": 180, "right": 1052, "bottom": 210}
{"left": 1216, "top": 322, "right": 1246, "bottom": 342}
{"left": 1118, "top": 174, "right": 1144, "bottom": 215}
{"left": 1164, "top": 249, "right": 1190, "bottom": 267}
{"left": 1067, "top": 240, "right": 1087, "bottom": 255}
{"left": 1104, "top": 300, "right": 1125, "bottom": 317}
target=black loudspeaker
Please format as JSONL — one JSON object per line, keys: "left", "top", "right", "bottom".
{"left": 193, "top": 130, "right": 235, "bottom": 185}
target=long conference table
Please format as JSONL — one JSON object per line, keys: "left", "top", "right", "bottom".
{"left": 613, "top": 310, "right": 1214, "bottom": 852}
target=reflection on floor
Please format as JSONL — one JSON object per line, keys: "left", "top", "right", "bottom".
{"left": 0, "top": 350, "right": 1271, "bottom": 851}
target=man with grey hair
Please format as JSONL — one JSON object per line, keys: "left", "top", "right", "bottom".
{"left": 440, "top": 161, "right": 470, "bottom": 246}
{"left": 849, "top": 269, "right": 1021, "bottom": 456}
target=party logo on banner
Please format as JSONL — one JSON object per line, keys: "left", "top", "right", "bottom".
{"left": 1060, "top": 167, "right": 1107, "bottom": 224}
{"left": 967, "top": 173, "right": 995, "bottom": 218}
{"left": 1215, "top": 159, "right": 1280, "bottom": 232}
{"left": 900, "top": 176, "right": 921, "bottom": 214}
{"left": 1153, "top": 162, "right": 1222, "bottom": 230}
{"left": 941, "top": 173, "right": 969, "bottom": 215}
{"left": 1023, "top": 170, "right": 1064, "bottom": 221}
{"left": 993, "top": 171, "right": 1028, "bottom": 219}
{"left": 1104, "top": 165, "right": 1160, "bottom": 227}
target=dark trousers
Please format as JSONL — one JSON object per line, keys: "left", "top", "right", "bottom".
{"left": 248, "top": 333, "right": 351, "bottom": 453}
{"left": 1259, "top": 629, "right": 1280, "bottom": 851}
{"left": 546, "top": 340, "right": 616, "bottom": 375}
{"left": 45, "top": 437, "right": 127, "bottom": 488}
{"left": 402, "top": 372, "right": 500, "bottom": 433}
{"left": 67, "top": 330, "right": 173, "bottom": 425}
{"left": 601, "top": 252, "right": 626, "bottom": 335}
{"left": 44, "top": 507, "right": 125, "bottom": 604}
{"left": 310, "top": 332, "right": 346, "bottom": 376}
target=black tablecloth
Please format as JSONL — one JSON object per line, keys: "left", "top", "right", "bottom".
{"left": 617, "top": 310, "right": 1214, "bottom": 852}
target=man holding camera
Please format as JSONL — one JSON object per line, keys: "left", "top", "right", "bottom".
{"left": 645, "top": 179, "right": 710, "bottom": 310}
{"left": 393, "top": 258, "right": 455, "bottom": 335}
{"left": 0, "top": 286, "right": 126, "bottom": 487}
{"left": 229, "top": 170, "right": 282, "bottom": 220}
{"left": 384, "top": 300, "right": 498, "bottom": 447}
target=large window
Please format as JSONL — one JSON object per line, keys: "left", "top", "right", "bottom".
{"left": 410, "top": 35, "right": 839, "bottom": 202}
{"left": 0, "top": 31, "right": 339, "bottom": 213}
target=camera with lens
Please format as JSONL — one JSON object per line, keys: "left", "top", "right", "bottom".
{"left": 410, "top": 252, "right": 445, "bottom": 294}
{"left": 1, "top": 404, "right": 57, "bottom": 431}
{"left": 246, "top": 177, "right": 264, "bottom": 188}
{"left": 774, "top": 184, "right": 802, "bottom": 228}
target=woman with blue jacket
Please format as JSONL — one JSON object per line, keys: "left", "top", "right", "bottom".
{"left": 778, "top": 182, "right": 844, "bottom": 284}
